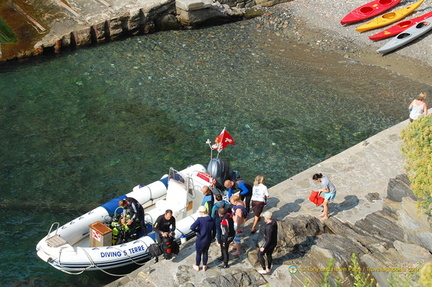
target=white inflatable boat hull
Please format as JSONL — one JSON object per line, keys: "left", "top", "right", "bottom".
{"left": 36, "top": 164, "right": 212, "bottom": 273}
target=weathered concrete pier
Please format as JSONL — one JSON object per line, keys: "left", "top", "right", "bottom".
{"left": 104, "top": 113, "right": 431, "bottom": 287}
{"left": 0, "top": 0, "right": 283, "bottom": 61}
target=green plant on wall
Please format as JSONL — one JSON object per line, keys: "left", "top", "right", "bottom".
{"left": 419, "top": 262, "right": 432, "bottom": 286}
{"left": 400, "top": 115, "right": 432, "bottom": 214}
{"left": 0, "top": 17, "right": 17, "bottom": 44}
{"left": 349, "top": 253, "right": 375, "bottom": 287}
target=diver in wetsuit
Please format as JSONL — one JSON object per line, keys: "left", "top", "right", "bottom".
{"left": 119, "top": 197, "right": 147, "bottom": 238}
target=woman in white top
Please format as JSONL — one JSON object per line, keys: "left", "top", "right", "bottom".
{"left": 408, "top": 92, "right": 428, "bottom": 122}
{"left": 250, "top": 175, "right": 269, "bottom": 233}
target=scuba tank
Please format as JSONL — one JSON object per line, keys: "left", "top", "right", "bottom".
{"left": 111, "top": 223, "right": 120, "bottom": 245}
{"left": 162, "top": 236, "right": 173, "bottom": 259}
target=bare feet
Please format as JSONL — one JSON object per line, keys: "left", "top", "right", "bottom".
{"left": 231, "top": 251, "right": 241, "bottom": 256}
{"left": 203, "top": 265, "right": 208, "bottom": 271}
{"left": 318, "top": 214, "right": 325, "bottom": 217}
{"left": 320, "top": 216, "right": 329, "bottom": 220}
{"left": 258, "top": 269, "right": 271, "bottom": 274}
{"left": 192, "top": 264, "right": 200, "bottom": 271}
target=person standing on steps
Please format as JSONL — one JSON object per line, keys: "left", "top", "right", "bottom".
{"left": 190, "top": 206, "right": 215, "bottom": 272}
{"left": 408, "top": 92, "right": 428, "bottom": 122}
{"left": 257, "top": 211, "right": 278, "bottom": 275}
{"left": 201, "top": 186, "right": 214, "bottom": 214}
{"left": 312, "top": 173, "right": 337, "bottom": 220}
{"left": 218, "top": 207, "right": 235, "bottom": 268}
{"left": 250, "top": 175, "right": 269, "bottom": 234}
{"left": 211, "top": 193, "right": 230, "bottom": 245}
{"left": 229, "top": 194, "right": 247, "bottom": 256}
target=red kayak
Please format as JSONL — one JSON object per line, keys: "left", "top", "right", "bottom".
{"left": 341, "top": 0, "right": 401, "bottom": 25}
{"left": 369, "top": 11, "right": 432, "bottom": 40}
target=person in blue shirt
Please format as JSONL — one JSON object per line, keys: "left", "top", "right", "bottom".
{"left": 211, "top": 194, "right": 230, "bottom": 245}
{"left": 201, "top": 186, "right": 214, "bottom": 214}
{"left": 224, "top": 179, "right": 252, "bottom": 213}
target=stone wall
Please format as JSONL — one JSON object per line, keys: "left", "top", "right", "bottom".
{"left": 0, "top": 0, "right": 292, "bottom": 60}
{"left": 245, "top": 175, "right": 432, "bottom": 286}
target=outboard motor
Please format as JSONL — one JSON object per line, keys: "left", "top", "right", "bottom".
{"left": 207, "top": 158, "right": 230, "bottom": 189}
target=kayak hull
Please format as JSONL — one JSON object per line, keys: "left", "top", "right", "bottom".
{"left": 370, "top": 11, "right": 432, "bottom": 40}
{"left": 377, "top": 16, "right": 432, "bottom": 54}
{"left": 355, "top": 0, "right": 424, "bottom": 32}
{"left": 341, "top": 0, "right": 401, "bottom": 25}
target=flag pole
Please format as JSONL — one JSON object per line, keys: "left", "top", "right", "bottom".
{"left": 216, "top": 127, "right": 226, "bottom": 158}
{"left": 206, "top": 139, "right": 213, "bottom": 160}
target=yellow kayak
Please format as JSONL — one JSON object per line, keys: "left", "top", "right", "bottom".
{"left": 355, "top": 0, "right": 424, "bottom": 32}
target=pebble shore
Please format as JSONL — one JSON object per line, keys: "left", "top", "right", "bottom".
{"left": 281, "top": 0, "right": 432, "bottom": 85}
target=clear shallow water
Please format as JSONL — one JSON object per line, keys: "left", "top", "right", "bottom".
{"left": 0, "top": 18, "right": 430, "bottom": 286}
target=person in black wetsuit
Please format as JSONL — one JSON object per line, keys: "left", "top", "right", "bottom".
{"left": 218, "top": 208, "right": 235, "bottom": 268}
{"left": 257, "top": 211, "right": 278, "bottom": 275}
{"left": 153, "top": 209, "right": 176, "bottom": 244}
{"left": 119, "top": 197, "right": 147, "bottom": 238}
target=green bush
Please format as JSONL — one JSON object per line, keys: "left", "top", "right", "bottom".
{"left": 419, "top": 262, "right": 432, "bottom": 286}
{"left": 400, "top": 115, "right": 432, "bottom": 214}
{"left": 349, "top": 253, "right": 375, "bottom": 287}
{"left": 0, "top": 17, "right": 17, "bottom": 44}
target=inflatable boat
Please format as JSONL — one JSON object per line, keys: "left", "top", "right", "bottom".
{"left": 36, "top": 162, "right": 226, "bottom": 274}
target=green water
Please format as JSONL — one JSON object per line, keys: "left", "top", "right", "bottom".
{"left": 0, "top": 17, "right": 430, "bottom": 286}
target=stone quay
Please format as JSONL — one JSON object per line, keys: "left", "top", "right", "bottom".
{"left": 0, "top": 0, "right": 282, "bottom": 61}
{"left": 104, "top": 114, "right": 431, "bottom": 287}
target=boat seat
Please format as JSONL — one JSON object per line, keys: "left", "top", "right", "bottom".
{"left": 46, "top": 234, "right": 68, "bottom": 247}
{"left": 155, "top": 179, "right": 188, "bottom": 216}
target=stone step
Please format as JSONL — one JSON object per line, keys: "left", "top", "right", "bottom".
{"left": 176, "top": 0, "right": 213, "bottom": 11}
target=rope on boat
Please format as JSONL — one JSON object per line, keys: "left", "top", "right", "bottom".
{"left": 91, "top": 240, "right": 152, "bottom": 277}
{"left": 81, "top": 247, "right": 130, "bottom": 277}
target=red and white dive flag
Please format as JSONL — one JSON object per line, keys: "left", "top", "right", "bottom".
{"left": 212, "top": 128, "right": 235, "bottom": 152}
